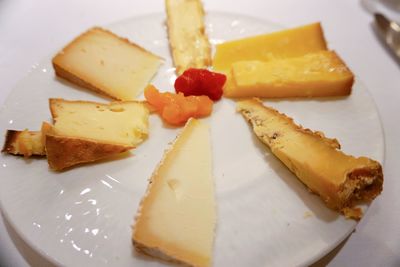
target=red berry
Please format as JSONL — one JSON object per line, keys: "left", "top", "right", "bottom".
{"left": 174, "top": 68, "right": 226, "bottom": 101}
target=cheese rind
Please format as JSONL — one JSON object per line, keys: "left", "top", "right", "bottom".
{"left": 52, "top": 27, "right": 163, "bottom": 100}
{"left": 166, "top": 0, "right": 211, "bottom": 74}
{"left": 2, "top": 130, "right": 45, "bottom": 157}
{"left": 213, "top": 22, "right": 327, "bottom": 72}
{"left": 224, "top": 51, "right": 354, "bottom": 98}
{"left": 45, "top": 134, "right": 132, "bottom": 170}
{"left": 237, "top": 99, "right": 383, "bottom": 219}
{"left": 133, "top": 119, "right": 215, "bottom": 267}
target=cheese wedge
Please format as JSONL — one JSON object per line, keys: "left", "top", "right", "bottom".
{"left": 2, "top": 130, "right": 45, "bottom": 157}
{"left": 166, "top": 0, "right": 211, "bottom": 74}
{"left": 46, "top": 99, "right": 149, "bottom": 170}
{"left": 224, "top": 51, "right": 354, "bottom": 98}
{"left": 237, "top": 99, "right": 383, "bottom": 219}
{"left": 213, "top": 22, "right": 327, "bottom": 72}
{"left": 133, "top": 119, "right": 216, "bottom": 267}
{"left": 52, "top": 27, "right": 163, "bottom": 100}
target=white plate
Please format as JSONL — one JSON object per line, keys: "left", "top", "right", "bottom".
{"left": 0, "top": 12, "right": 384, "bottom": 267}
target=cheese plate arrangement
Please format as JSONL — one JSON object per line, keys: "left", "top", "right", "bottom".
{"left": 0, "top": 4, "right": 384, "bottom": 267}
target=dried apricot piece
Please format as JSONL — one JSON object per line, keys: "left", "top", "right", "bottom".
{"left": 144, "top": 85, "right": 213, "bottom": 126}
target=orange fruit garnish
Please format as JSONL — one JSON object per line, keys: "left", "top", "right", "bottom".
{"left": 144, "top": 85, "right": 213, "bottom": 126}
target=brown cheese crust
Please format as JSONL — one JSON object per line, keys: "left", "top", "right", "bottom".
{"left": 45, "top": 134, "right": 133, "bottom": 171}
{"left": 237, "top": 98, "right": 383, "bottom": 219}
{"left": 2, "top": 130, "right": 45, "bottom": 157}
{"left": 133, "top": 241, "right": 192, "bottom": 267}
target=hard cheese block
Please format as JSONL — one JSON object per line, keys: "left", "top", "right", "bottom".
{"left": 213, "top": 22, "right": 327, "bottom": 72}
{"left": 237, "top": 99, "right": 383, "bottom": 219}
{"left": 224, "top": 51, "right": 354, "bottom": 98}
{"left": 133, "top": 119, "right": 216, "bottom": 267}
{"left": 46, "top": 98, "right": 149, "bottom": 170}
{"left": 52, "top": 27, "right": 163, "bottom": 100}
{"left": 166, "top": 0, "right": 211, "bottom": 74}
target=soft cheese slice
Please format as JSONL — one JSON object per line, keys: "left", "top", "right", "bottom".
{"left": 52, "top": 27, "right": 163, "bottom": 100}
{"left": 224, "top": 51, "right": 354, "bottom": 98}
{"left": 237, "top": 99, "right": 383, "bottom": 219}
{"left": 2, "top": 130, "right": 45, "bottom": 157}
{"left": 213, "top": 22, "right": 327, "bottom": 72}
{"left": 50, "top": 98, "right": 148, "bottom": 146}
{"left": 166, "top": 0, "right": 211, "bottom": 74}
{"left": 133, "top": 119, "right": 215, "bottom": 267}
{"left": 46, "top": 99, "right": 149, "bottom": 170}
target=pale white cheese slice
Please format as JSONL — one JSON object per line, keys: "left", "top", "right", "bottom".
{"left": 166, "top": 0, "right": 211, "bottom": 74}
{"left": 53, "top": 27, "right": 163, "bottom": 100}
{"left": 133, "top": 118, "right": 216, "bottom": 267}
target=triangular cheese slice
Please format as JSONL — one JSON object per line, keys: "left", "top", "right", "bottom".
{"left": 133, "top": 119, "right": 216, "bottom": 267}
{"left": 237, "top": 98, "right": 383, "bottom": 219}
{"left": 52, "top": 27, "right": 163, "bottom": 100}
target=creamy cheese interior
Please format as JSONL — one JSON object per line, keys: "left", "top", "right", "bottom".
{"left": 18, "top": 131, "right": 45, "bottom": 155}
{"left": 3, "top": 130, "right": 45, "bottom": 156}
{"left": 225, "top": 51, "right": 353, "bottom": 98}
{"left": 166, "top": 0, "right": 211, "bottom": 74}
{"left": 134, "top": 119, "right": 215, "bottom": 267}
{"left": 51, "top": 100, "right": 149, "bottom": 146}
{"left": 234, "top": 51, "right": 352, "bottom": 85}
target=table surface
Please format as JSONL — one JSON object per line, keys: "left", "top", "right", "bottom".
{"left": 1, "top": 0, "right": 399, "bottom": 266}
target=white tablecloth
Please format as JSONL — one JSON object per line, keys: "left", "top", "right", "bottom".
{"left": 1, "top": 0, "right": 399, "bottom": 266}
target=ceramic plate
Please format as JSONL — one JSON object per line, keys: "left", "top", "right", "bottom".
{"left": 0, "top": 12, "right": 384, "bottom": 267}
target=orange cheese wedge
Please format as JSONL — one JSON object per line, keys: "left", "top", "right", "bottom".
{"left": 224, "top": 51, "right": 354, "bottom": 98}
